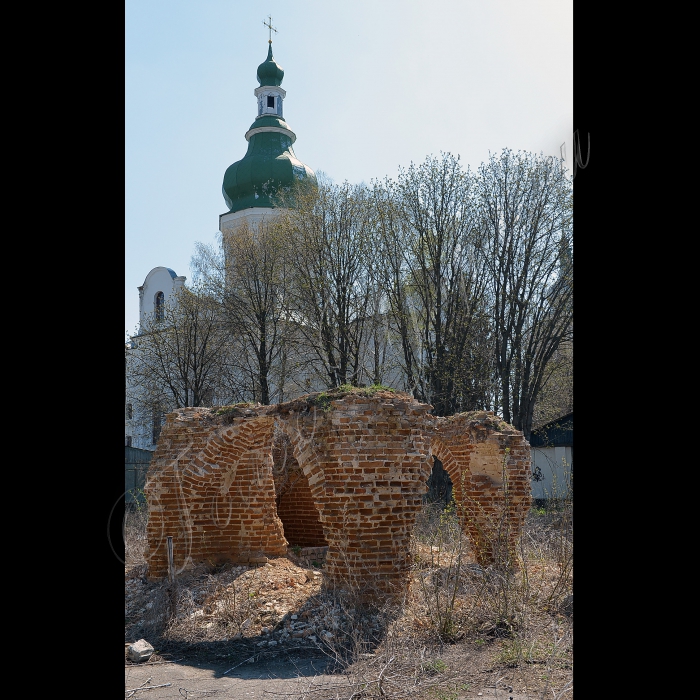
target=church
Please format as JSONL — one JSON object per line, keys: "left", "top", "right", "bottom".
{"left": 125, "top": 36, "right": 317, "bottom": 452}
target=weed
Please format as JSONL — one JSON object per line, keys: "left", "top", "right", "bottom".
{"left": 124, "top": 492, "right": 149, "bottom": 567}
{"left": 430, "top": 689, "right": 458, "bottom": 700}
{"left": 306, "top": 384, "right": 398, "bottom": 412}
{"left": 213, "top": 403, "right": 258, "bottom": 424}
{"left": 124, "top": 450, "right": 572, "bottom": 699}
{"left": 422, "top": 658, "right": 447, "bottom": 675}
{"left": 307, "top": 391, "right": 333, "bottom": 412}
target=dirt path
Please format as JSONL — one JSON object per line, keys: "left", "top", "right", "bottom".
{"left": 124, "top": 652, "right": 558, "bottom": 699}
{"left": 125, "top": 654, "right": 339, "bottom": 699}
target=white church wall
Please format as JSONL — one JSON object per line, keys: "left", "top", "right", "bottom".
{"left": 219, "top": 207, "right": 284, "bottom": 238}
{"left": 126, "top": 266, "right": 187, "bottom": 451}
{"left": 138, "top": 267, "right": 186, "bottom": 328}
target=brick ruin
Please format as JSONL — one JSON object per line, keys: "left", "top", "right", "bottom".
{"left": 143, "top": 390, "right": 531, "bottom": 597}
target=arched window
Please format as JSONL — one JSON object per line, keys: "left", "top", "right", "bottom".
{"left": 155, "top": 291, "right": 165, "bottom": 321}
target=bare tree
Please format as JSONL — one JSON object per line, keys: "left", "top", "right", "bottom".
{"left": 279, "top": 176, "right": 377, "bottom": 389}
{"left": 192, "top": 217, "right": 292, "bottom": 405}
{"left": 532, "top": 338, "right": 573, "bottom": 428}
{"left": 374, "top": 153, "right": 494, "bottom": 416}
{"left": 127, "top": 284, "right": 230, "bottom": 415}
{"left": 476, "top": 148, "right": 573, "bottom": 439}
{"left": 129, "top": 149, "right": 572, "bottom": 434}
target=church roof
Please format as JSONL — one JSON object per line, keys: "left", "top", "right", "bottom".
{"left": 221, "top": 43, "right": 316, "bottom": 213}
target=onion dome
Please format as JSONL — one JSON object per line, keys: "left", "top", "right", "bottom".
{"left": 256, "top": 44, "right": 284, "bottom": 87}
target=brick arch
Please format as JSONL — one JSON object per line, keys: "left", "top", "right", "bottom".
{"left": 271, "top": 394, "right": 434, "bottom": 597}
{"left": 271, "top": 421, "right": 327, "bottom": 548}
{"left": 430, "top": 413, "right": 532, "bottom": 568}
{"left": 269, "top": 413, "right": 328, "bottom": 505}
{"left": 272, "top": 411, "right": 361, "bottom": 588}
{"left": 145, "top": 414, "right": 287, "bottom": 579}
{"left": 428, "top": 438, "right": 463, "bottom": 505}
{"left": 143, "top": 399, "right": 531, "bottom": 595}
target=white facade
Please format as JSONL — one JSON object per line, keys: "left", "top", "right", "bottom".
{"left": 125, "top": 266, "right": 187, "bottom": 451}
{"left": 137, "top": 267, "right": 187, "bottom": 329}
{"left": 530, "top": 445, "right": 573, "bottom": 501}
{"left": 219, "top": 207, "right": 284, "bottom": 239}
{"left": 254, "top": 85, "right": 286, "bottom": 119}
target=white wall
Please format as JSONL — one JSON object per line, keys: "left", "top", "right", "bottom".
{"left": 219, "top": 207, "right": 284, "bottom": 238}
{"left": 138, "top": 266, "right": 186, "bottom": 329}
{"left": 531, "top": 445, "right": 572, "bottom": 501}
{"left": 126, "top": 266, "right": 186, "bottom": 450}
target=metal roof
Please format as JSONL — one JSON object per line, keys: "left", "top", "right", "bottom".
{"left": 529, "top": 412, "right": 573, "bottom": 447}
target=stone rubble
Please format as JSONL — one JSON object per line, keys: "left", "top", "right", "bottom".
{"left": 125, "top": 553, "right": 428, "bottom": 653}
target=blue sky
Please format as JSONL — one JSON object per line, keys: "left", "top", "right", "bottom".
{"left": 125, "top": 0, "right": 573, "bottom": 340}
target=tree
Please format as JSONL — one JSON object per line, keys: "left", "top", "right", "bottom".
{"left": 476, "top": 149, "right": 573, "bottom": 439}
{"left": 374, "top": 153, "right": 494, "bottom": 416}
{"left": 127, "top": 150, "right": 572, "bottom": 435}
{"left": 532, "top": 338, "right": 573, "bottom": 428}
{"left": 127, "top": 284, "right": 231, "bottom": 418}
{"left": 191, "top": 217, "right": 292, "bottom": 405}
{"left": 279, "top": 176, "right": 378, "bottom": 389}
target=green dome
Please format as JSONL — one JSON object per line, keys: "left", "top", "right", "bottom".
{"left": 222, "top": 122, "right": 316, "bottom": 212}
{"left": 257, "top": 44, "right": 284, "bottom": 86}
{"left": 222, "top": 44, "right": 316, "bottom": 213}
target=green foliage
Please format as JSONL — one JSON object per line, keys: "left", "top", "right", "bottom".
{"left": 422, "top": 658, "right": 447, "bottom": 675}
{"left": 307, "top": 391, "right": 333, "bottom": 412}
{"left": 429, "top": 689, "right": 458, "bottom": 700}
{"left": 427, "top": 678, "right": 471, "bottom": 700}
{"left": 339, "top": 383, "right": 396, "bottom": 396}
{"left": 496, "top": 638, "right": 557, "bottom": 666}
{"left": 441, "top": 497, "right": 456, "bottom": 521}
{"left": 306, "top": 384, "right": 397, "bottom": 413}
{"left": 127, "top": 487, "right": 148, "bottom": 510}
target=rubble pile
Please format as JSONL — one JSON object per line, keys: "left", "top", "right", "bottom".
{"left": 125, "top": 555, "right": 396, "bottom": 652}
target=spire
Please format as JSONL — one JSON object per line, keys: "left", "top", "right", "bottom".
{"left": 258, "top": 16, "right": 283, "bottom": 86}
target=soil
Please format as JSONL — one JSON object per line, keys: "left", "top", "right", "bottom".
{"left": 124, "top": 643, "right": 570, "bottom": 699}
{"left": 125, "top": 551, "right": 573, "bottom": 699}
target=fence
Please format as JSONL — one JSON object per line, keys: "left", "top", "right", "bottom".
{"left": 125, "top": 446, "right": 154, "bottom": 505}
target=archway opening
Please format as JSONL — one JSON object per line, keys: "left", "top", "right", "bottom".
{"left": 271, "top": 430, "right": 327, "bottom": 548}
{"left": 424, "top": 455, "right": 453, "bottom": 507}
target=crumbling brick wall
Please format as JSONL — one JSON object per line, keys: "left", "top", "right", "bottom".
{"left": 431, "top": 414, "right": 532, "bottom": 568}
{"left": 144, "top": 391, "right": 531, "bottom": 597}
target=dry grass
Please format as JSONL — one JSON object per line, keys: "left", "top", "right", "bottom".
{"left": 124, "top": 495, "right": 572, "bottom": 699}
